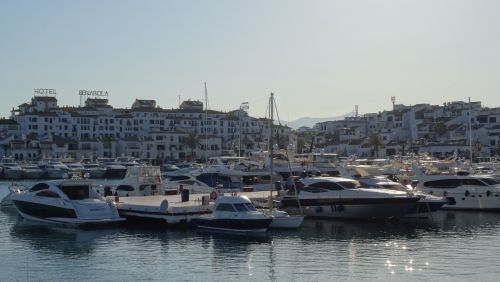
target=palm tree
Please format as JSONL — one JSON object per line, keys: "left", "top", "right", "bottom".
{"left": 183, "top": 132, "right": 200, "bottom": 160}
{"left": 397, "top": 139, "right": 408, "bottom": 156}
{"left": 369, "top": 134, "right": 383, "bottom": 158}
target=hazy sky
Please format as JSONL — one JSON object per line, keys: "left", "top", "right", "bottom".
{"left": 1, "top": 0, "right": 499, "bottom": 121}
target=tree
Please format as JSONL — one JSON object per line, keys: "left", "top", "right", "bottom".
{"left": 432, "top": 122, "right": 447, "bottom": 140}
{"left": 183, "top": 132, "right": 200, "bottom": 160}
{"left": 397, "top": 139, "right": 408, "bottom": 156}
{"left": 369, "top": 134, "right": 383, "bottom": 158}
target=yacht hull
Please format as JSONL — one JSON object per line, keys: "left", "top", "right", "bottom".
{"left": 281, "top": 197, "right": 419, "bottom": 220}
{"left": 3, "top": 169, "right": 23, "bottom": 179}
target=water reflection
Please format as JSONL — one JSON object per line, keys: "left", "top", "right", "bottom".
{"left": 10, "top": 222, "right": 118, "bottom": 257}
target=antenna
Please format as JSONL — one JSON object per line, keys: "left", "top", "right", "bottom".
{"left": 354, "top": 105, "right": 358, "bottom": 117}
{"left": 391, "top": 96, "right": 396, "bottom": 109}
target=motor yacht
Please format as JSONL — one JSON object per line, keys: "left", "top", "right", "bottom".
{"left": 191, "top": 195, "right": 272, "bottom": 233}
{"left": 415, "top": 174, "right": 500, "bottom": 210}
{"left": 279, "top": 177, "right": 420, "bottom": 220}
{"left": 21, "top": 164, "right": 45, "bottom": 179}
{"left": 98, "top": 158, "right": 127, "bottom": 178}
{"left": 0, "top": 157, "right": 23, "bottom": 179}
{"left": 114, "top": 166, "right": 164, "bottom": 197}
{"left": 66, "top": 162, "right": 85, "bottom": 178}
{"left": 358, "top": 176, "right": 447, "bottom": 218}
{"left": 10, "top": 179, "right": 125, "bottom": 227}
{"left": 39, "top": 160, "right": 69, "bottom": 179}
{"left": 82, "top": 163, "right": 107, "bottom": 179}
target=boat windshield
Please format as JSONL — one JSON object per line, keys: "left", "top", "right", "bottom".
{"left": 338, "top": 181, "right": 360, "bottom": 189}
{"left": 59, "top": 185, "right": 90, "bottom": 200}
{"left": 244, "top": 203, "right": 256, "bottom": 211}
{"left": 234, "top": 203, "right": 248, "bottom": 212}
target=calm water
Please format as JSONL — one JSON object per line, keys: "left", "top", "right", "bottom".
{"left": 2, "top": 181, "right": 500, "bottom": 281}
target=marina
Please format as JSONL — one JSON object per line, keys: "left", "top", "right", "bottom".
{"left": 3, "top": 179, "right": 500, "bottom": 281}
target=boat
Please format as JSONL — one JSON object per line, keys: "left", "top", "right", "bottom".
{"left": 357, "top": 176, "right": 447, "bottom": 218}
{"left": 279, "top": 176, "right": 420, "bottom": 220}
{"left": 21, "top": 164, "right": 45, "bottom": 179}
{"left": 192, "top": 195, "right": 272, "bottom": 233}
{"left": 114, "top": 166, "right": 164, "bottom": 197}
{"left": 98, "top": 158, "right": 127, "bottom": 178}
{"left": 115, "top": 156, "right": 140, "bottom": 167}
{"left": 262, "top": 92, "right": 304, "bottom": 229}
{"left": 39, "top": 160, "right": 69, "bottom": 179}
{"left": 10, "top": 179, "right": 125, "bottom": 227}
{"left": 82, "top": 162, "right": 107, "bottom": 179}
{"left": 0, "top": 157, "right": 23, "bottom": 179}
{"left": 415, "top": 174, "right": 500, "bottom": 211}
{"left": 66, "top": 162, "right": 85, "bottom": 178}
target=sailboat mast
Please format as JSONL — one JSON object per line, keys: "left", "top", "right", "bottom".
{"left": 204, "top": 82, "right": 208, "bottom": 163}
{"left": 269, "top": 93, "right": 274, "bottom": 197}
{"left": 469, "top": 97, "right": 473, "bottom": 163}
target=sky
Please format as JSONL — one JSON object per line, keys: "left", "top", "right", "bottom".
{"left": 1, "top": 0, "right": 499, "bottom": 122}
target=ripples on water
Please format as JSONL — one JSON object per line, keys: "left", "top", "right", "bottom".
{"left": 2, "top": 182, "right": 500, "bottom": 281}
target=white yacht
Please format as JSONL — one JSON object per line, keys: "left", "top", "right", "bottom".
{"left": 358, "top": 176, "right": 447, "bottom": 218}
{"left": 279, "top": 177, "right": 420, "bottom": 220}
{"left": 114, "top": 166, "right": 164, "bottom": 197}
{"left": 21, "top": 164, "right": 45, "bottom": 179}
{"left": 10, "top": 179, "right": 125, "bottom": 227}
{"left": 39, "top": 160, "right": 69, "bottom": 179}
{"left": 415, "top": 174, "right": 500, "bottom": 210}
{"left": 82, "top": 163, "right": 107, "bottom": 179}
{"left": 115, "top": 156, "right": 140, "bottom": 167}
{"left": 0, "top": 157, "right": 23, "bottom": 179}
{"left": 66, "top": 162, "right": 85, "bottom": 178}
{"left": 191, "top": 195, "right": 272, "bottom": 233}
{"left": 98, "top": 158, "right": 127, "bottom": 178}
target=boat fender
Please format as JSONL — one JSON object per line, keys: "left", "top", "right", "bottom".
{"left": 210, "top": 191, "right": 218, "bottom": 200}
{"left": 159, "top": 200, "right": 169, "bottom": 213}
{"left": 487, "top": 190, "right": 491, "bottom": 197}
{"left": 465, "top": 190, "right": 470, "bottom": 197}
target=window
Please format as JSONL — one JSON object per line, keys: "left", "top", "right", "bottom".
{"left": 60, "top": 185, "right": 90, "bottom": 200}
{"left": 244, "top": 203, "right": 256, "bottom": 211}
{"left": 30, "top": 183, "right": 50, "bottom": 192}
{"left": 462, "top": 179, "right": 486, "bottom": 186}
{"left": 481, "top": 178, "right": 499, "bottom": 185}
{"left": 116, "top": 185, "right": 135, "bottom": 192}
{"left": 309, "top": 181, "right": 343, "bottom": 190}
{"left": 36, "top": 190, "right": 60, "bottom": 198}
{"left": 234, "top": 203, "right": 248, "bottom": 212}
{"left": 423, "top": 179, "right": 462, "bottom": 189}
{"left": 216, "top": 203, "right": 235, "bottom": 212}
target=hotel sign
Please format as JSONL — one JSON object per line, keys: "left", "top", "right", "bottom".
{"left": 34, "top": 88, "right": 56, "bottom": 95}
{"left": 79, "top": 90, "right": 109, "bottom": 97}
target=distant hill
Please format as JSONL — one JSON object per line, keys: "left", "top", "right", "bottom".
{"left": 284, "top": 113, "right": 351, "bottom": 129}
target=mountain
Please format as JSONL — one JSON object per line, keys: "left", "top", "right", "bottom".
{"left": 284, "top": 113, "right": 352, "bottom": 129}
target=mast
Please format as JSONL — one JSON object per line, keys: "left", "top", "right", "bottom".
{"left": 269, "top": 93, "right": 274, "bottom": 199}
{"left": 204, "top": 82, "right": 208, "bottom": 163}
{"left": 468, "top": 97, "right": 473, "bottom": 163}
